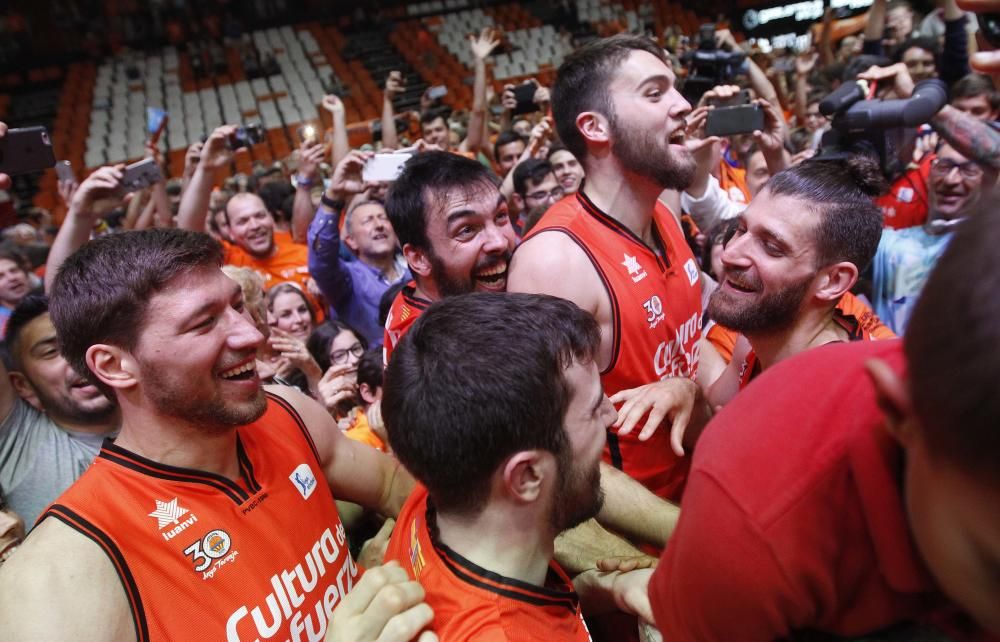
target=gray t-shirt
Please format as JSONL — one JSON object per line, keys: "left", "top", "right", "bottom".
{"left": 0, "top": 399, "right": 112, "bottom": 527}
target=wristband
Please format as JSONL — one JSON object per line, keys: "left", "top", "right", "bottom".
{"left": 295, "top": 174, "right": 315, "bottom": 188}
{"left": 321, "top": 195, "right": 345, "bottom": 211}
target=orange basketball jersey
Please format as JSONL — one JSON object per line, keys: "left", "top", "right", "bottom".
{"left": 384, "top": 486, "right": 592, "bottom": 641}
{"left": 41, "top": 392, "right": 359, "bottom": 642}
{"left": 738, "top": 293, "right": 896, "bottom": 389}
{"left": 383, "top": 280, "right": 432, "bottom": 365}
{"left": 524, "top": 193, "right": 703, "bottom": 501}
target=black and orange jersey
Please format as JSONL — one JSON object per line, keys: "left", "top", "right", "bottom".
{"left": 384, "top": 486, "right": 592, "bottom": 641}
{"left": 40, "top": 392, "right": 358, "bottom": 642}
{"left": 738, "top": 293, "right": 896, "bottom": 390}
{"left": 523, "top": 193, "right": 703, "bottom": 501}
{"left": 383, "top": 280, "right": 432, "bottom": 366}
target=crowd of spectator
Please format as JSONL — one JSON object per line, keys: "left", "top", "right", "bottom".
{"left": 0, "top": 0, "right": 999, "bottom": 639}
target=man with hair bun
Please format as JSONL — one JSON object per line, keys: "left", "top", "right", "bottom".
{"left": 703, "top": 156, "right": 895, "bottom": 405}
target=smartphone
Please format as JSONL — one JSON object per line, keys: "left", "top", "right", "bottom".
{"left": 0, "top": 126, "right": 56, "bottom": 176}
{"left": 147, "top": 107, "right": 169, "bottom": 145}
{"left": 228, "top": 123, "right": 265, "bottom": 150}
{"left": 708, "top": 89, "right": 751, "bottom": 109}
{"left": 55, "top": 160, "right": 75, "bottom": 183}
{"left": 705, "top": 104, "right": 765, "bottom": 137}
{"left": 427, "top": 85, "right": 448, "bottom": 100}
{"left": 512, "top": 81, "right": 539, "bottom": 116}
{"left": 363, "top": 152, "right": 413, "bottom": 182}
{"left": 298, "top": 124, "right": 319, "bottom": 145}
{"left": 121, "top": 157, "right": 165, "bottom": 193}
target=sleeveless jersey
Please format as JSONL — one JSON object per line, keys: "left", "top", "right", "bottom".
{"left": 738, "top": 293, "right": 896, "bottom": 390}
{"left": 385, "top": 486, "right": 592, "bottom": 641}
{"left": 41, "top": 393, "right": 359, "bottom": 642}
{"left": 383, "top": 281, "right": 432, "bottom": 366}
{"left": 523, "top": 192, "right": 703, "bottom": 501}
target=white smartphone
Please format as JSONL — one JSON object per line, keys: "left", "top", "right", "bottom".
{"left": 363, "top": 152, "right": 412, "bottom": 182}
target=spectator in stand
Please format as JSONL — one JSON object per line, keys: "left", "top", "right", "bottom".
{"left": 308, "top": 150, "right": 411, "bottom": 347}
{"left": 177, "top": 125, "right": 315, "bottom": 300}
{"left": 949, "top": 73, "right": 1000, "bottom": 122}
{"left": 493, "top": 130, "right": 527, "bottom": 178}
{"left": 547, "top": 144, "right": 586, "bottom": 195}
{"left": 0, "top": 295, "right": 119, "bottom": 527}
{"left": 0, "top": 249, "right": 33, "bottom": 334}
{"left": 648, "top": 198, "right": 1000, "bottom": 642}
{"left": 862, "top": 0, "right": 969, "bottom": 85}
{"left": 307, "top": 319, "right": 367, "bottom": 426}
{"left": 511, "top": 158, "right": 563, "bottom": 235}
{"left": 872, "top": 141, "right": 998, "bottom": 333}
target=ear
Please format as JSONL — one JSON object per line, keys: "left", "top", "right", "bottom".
{"left": 511, "top": 193, "right": 524, "bottom": 211}
{"left": 8, "top": 371, "right": 41, "bottom": 411}
{"left": 501, "top": 451, "right": 548, "bottom": 505}
{"left": 575, "top": 111, "right": 610, "bottom": 147}
{"left": 813, "top": 261, "right": 858, "bottom": 303}
{"left": 865, "top": 358, "right": 917, "bottom": 447}
{"left": 359, "top": 382, "right": 377, "bottom": 405}
{"left": 402, "top": 243, "right": 432, "bottom": 278}
{"left": 343, "top": 234, "right": 361, "bottom": 254}
{"left": 86, "top": 344, "right": 139, "bottom": 392}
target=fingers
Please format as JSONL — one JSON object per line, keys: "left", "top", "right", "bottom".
{"left": 668, "top": 402, "right": 693, "bottom": 456}
{"left": 637, "top": 403, "right": 669, "bottom": 442}
{"left": 337, "top": 561, "right": 410, "bottom": 616}
{"left": 374, "top": 603, "right": 435, "bottom": 642}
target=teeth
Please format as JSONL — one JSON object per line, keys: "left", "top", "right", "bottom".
{"left": 477, "top": 263, "right": 507, "bottom": 278}
{"left": 220, "top": 362, "right": 256, "bottom": 379}
{"left": 0, "top": 544, "right": 19, "bottom": 562}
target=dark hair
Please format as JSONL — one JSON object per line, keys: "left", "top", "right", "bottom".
{"left": 385, "top": 151, "right": 499, "bottom": 251}
{"left": 4, "top": 294, "right": 50, "bottom": 371}
{"left": 0, "top": 248, "right": 29, "bottom": 273}
{"left": 307, "top": 319, "right": 367, "bottom": 372}
{"left": 951, "top": 73, "right": 1000, "bottom": 111}
{"left": 379, "top": 281, "right": 406, "bottom": 327}
{"left": 257, "top": 181, "right": 295, "bottom": 220}
{"left": 893, "top": 36, "right": 939, "bottom": 63}
{"left": 765, "top": 156, "right": 886, "bottom": 273}
{"left": 356, "top": 346, "right": 384, "bottom": 393}
{"left": 552, "top": 34, "right": 668, "bottom": 161}
{"left": 905, "top": 204, "right": 1000, "bottom": 483}
{"left": 493, "top": 130, "right": 526, "bottom": 160}
{"left": 49, "top": 229, "right": 224, "bottom": 398}
{"left": 420, "top": 107, "right": 448, "bottom": 127}
{"left": 512, "top": 158, "right": 554, "bottom": 197}
{"left": 382, "top": 292, "right": 601, "bottom": 516}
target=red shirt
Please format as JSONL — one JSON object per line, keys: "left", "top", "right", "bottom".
{"left": 523, "top": 193, "right": 703, "bottom": 501}
{"left": 41, "top": 393, "right": 358, "bottom": 642}
{"left": 649, "top": 341, "right": 949, "bottom": 641}
{"left": 877, "top": 155, "right": 933, "bottom": 230}
{"left": 382, "top": 280, "right": 432, "bottom": 365}
{"left": 384, "top": 486, "right": 592, "bottom": 641}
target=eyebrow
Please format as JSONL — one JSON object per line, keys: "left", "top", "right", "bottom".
{"left": 445, "top": 195, "right": 507, "bottom": 225}
{"left": 637, "top": 74, "right": 672, "bottom": 90}
{"left": 29, "top": 335, "right": 59, "bottom": 355}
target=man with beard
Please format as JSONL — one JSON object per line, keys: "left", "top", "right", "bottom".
{"left": 872, "top": 141, "right": 999, "bottom": 333}
{"left": 382, "top": 151, "right": 517, "bottom": 363}
{"left": 508, "top": 34, "right": 710, "bottom": 503}
{"left": 0, "top": 295, "right": 119, "bottom": 526}
{"left": 382, "top": 293, "right": 655, "bottom": 639}
{"left": 703, "top": 158, "right": 894, "bottom": 406}
{"left": 0, "top": 229, "right": 436, "bottom": 642}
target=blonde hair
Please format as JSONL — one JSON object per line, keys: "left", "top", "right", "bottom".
{"left": 221, "top": 266, "right": 268, "bottom": 333}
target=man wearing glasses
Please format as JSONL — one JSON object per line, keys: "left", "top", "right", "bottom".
{"left": 872, "top": 142, "right": 999, "bottom": 333}
{"left": 511, "top": 159, "right": 565, "bottom": 235}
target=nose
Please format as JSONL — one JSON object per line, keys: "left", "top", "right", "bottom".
{"left": 228, "top": 308, "right": 266, "bottom": 352}
{"left": 720, "top": 232, "right": 751, "bottom": 270}
{"left": 670, "top": 88, "right": 692, "bottom": 119}
{"left": 482, "top": 221, "right": 509, "bottom": 254}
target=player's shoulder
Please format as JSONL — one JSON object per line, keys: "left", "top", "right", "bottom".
{"left": 0, "top": 517, "right": 134, "bottom": 640}
{"left": 509, "top": 230, "right": 602, "bottom": 309}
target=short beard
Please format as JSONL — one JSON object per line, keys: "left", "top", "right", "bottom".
{"left": 426, "top": 247, "right": 476, "bottom": 299}
{"left": 708, "top": 273, "right": 813, "bottom": 335}
{"left": 609, "top": 108, "right": 695, "bottom": 191}
{"left": 550, "top": 447, "right": 604, "bottom": 533}
{"left": 141, "top": 363, "right": 268, "bottom": 434}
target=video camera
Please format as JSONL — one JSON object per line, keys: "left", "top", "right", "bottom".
{"left": 813, "top": 78, "right": 947, "bottom": 177}
{"left": 680, "top": 24, "right": 747, "bottom": 104}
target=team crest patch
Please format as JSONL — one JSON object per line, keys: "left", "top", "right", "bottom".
{"left": 684, "top": 258, "right": 699, "bottom": 286}
{"left": 290, "top": 463, "right": 318, "bottom": 500}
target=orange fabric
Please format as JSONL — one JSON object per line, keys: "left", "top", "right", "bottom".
{"left": 523, "top": 194, "right": 703, "bottom": 502}
{"left": 384, "top": 486, "right": 592, "bottom": 641}
{"left": 383, "top": 281, "right": 432, "bottom": 366}
{"left": 718, "top": 161, "right": 750, "bottom": 205}
{"left": 705, "top": 322, "right": 739, "bottom": 365}
{"left": 343, "top": 409, "right": 386, "bottom": 452}
{"left": 877, "top": 155, "right": 933, "bottom": 230}
{"left": 41, "top": 393, "right": 358, "bottom": 642}
{"left": 222, "top": 229, "right": 323, "bottom": 314}
{"left": 738, "top": 293, "right": 896, "bottom": 390}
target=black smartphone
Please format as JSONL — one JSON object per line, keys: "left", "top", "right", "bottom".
{"left": 979, "top": 13, "right": 1000, "bottom": 49}
{"left": 0, "top": 126, "right": 56, "bottom": 176}
{"left": 55, "top": 160, "right": 76, "bottom": 183}
{"left": 121, "top": 157, "right": 165, "bottom": 193}
{"left": 512, "top": 81, "right": 539, "bottom": 115}
{"left": 228, "top": 123, "right": 265, "bottom": 150}
{"left": 705, "top": 104, "right": 765, "bottom": 137}
{"left": 708, "top": 89, "right": 751, "bottom": 109}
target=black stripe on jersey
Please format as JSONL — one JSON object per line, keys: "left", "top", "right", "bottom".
{"left": 401, "top": 283, "right": 431, "bottom": 310}
{"left": 576, "top": 191, "right": 673, "bottom": 270}
{"left": 606, "top": 431, "right": 624, "bottom": 470}
{"left": 236, "top": 437, "right": 262, "bottom": 494}
{"left": 100, "top": 441, "right": 248, "bottom": 504}
{"left": 266, "top": 391, "right": 322, "bottom": 467}
{"left": 43, "top": 504, "right": 150, "bottom": 642}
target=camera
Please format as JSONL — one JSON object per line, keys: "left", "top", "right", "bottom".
{"left": 680, "top": 24, "right": 748, "bottom": 104}
{"left": 813, "top": 78, "right": 947, "bottom": 176}
{"left": 227, "top": 124, "right": 265, "bottom": 150}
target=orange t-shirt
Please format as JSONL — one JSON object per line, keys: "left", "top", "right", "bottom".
{"left": 40, "top": 393, "right": 359, "bottom": 642}
{"left": 343, "top": 409, "right": 386, "bottom": 452}
{"left": 523, "top": 193, "right": 703, "bottom": 502}
{"left": 383, "top": 280, "right": 432, "bottom": 366}
{"left": 384, "top": 486, "right": 592, "bottom": 641}
{"left": 718, "top": 161, "right": 751, "bottom": 205}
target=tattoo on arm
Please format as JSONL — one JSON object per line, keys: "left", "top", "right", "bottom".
{"left": 932, "top": 106, "right": 1000, "bottom": 170}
